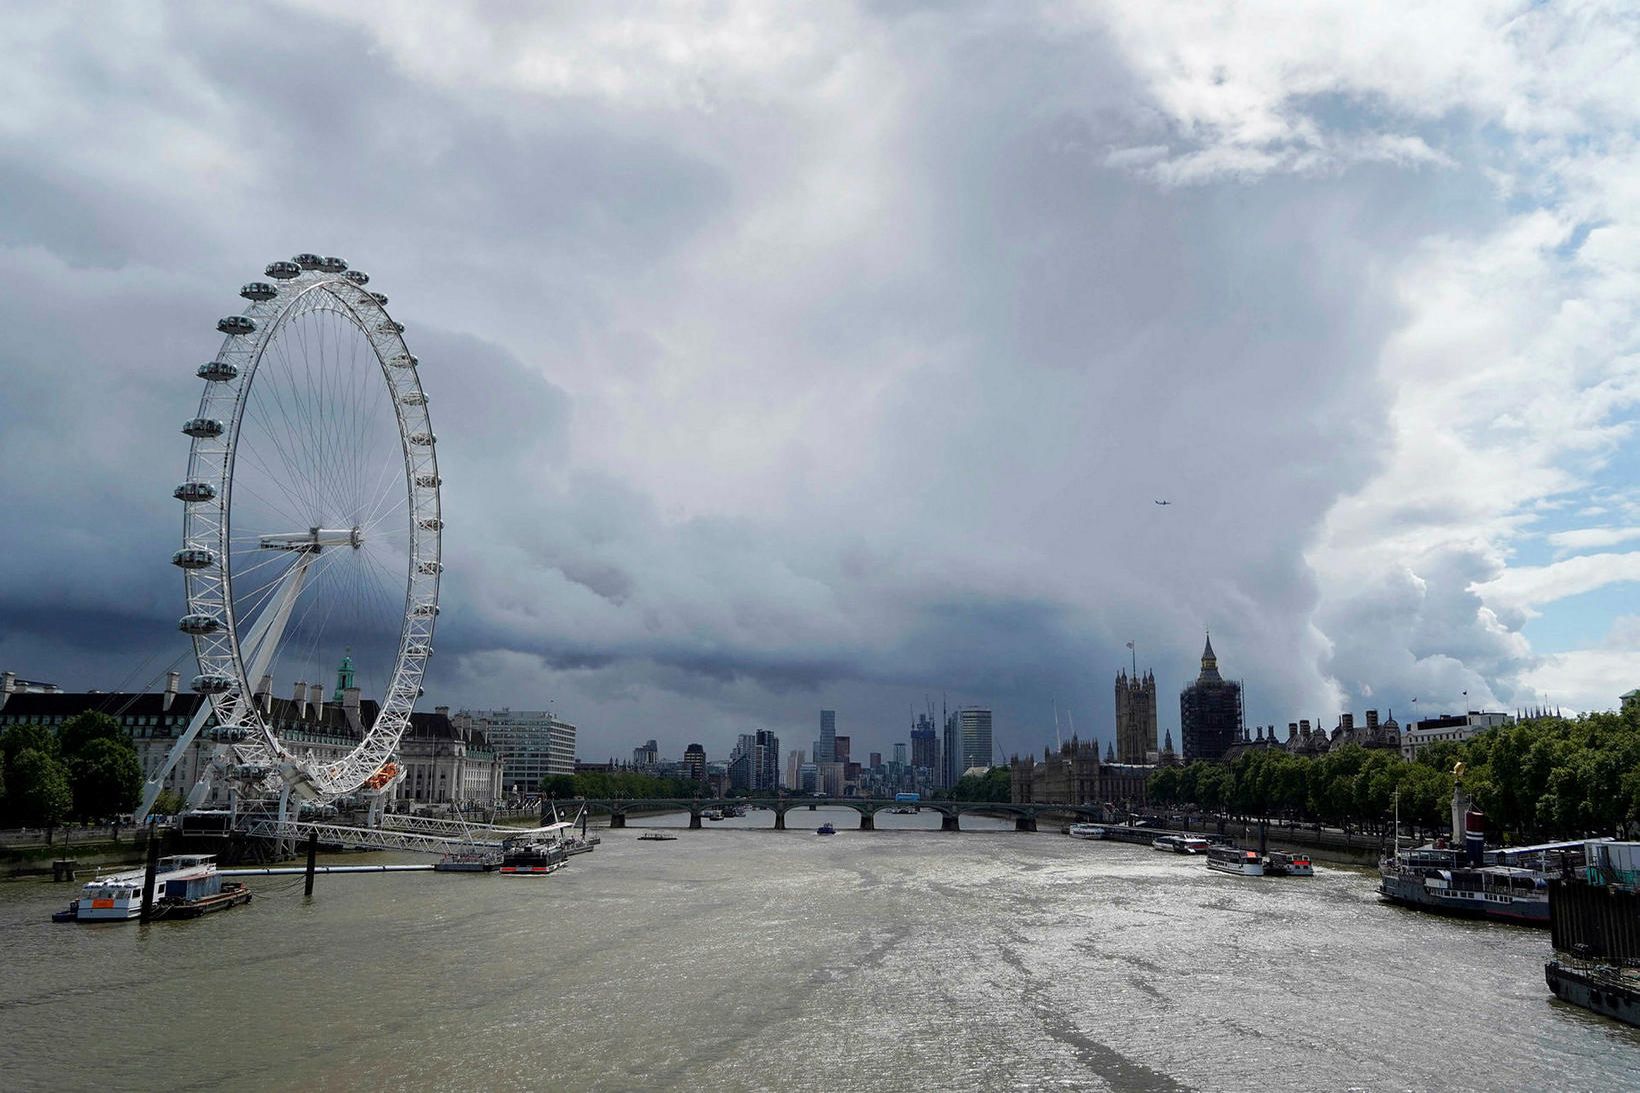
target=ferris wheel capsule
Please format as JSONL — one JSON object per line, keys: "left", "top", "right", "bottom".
{"left": 389, "top": 354, "right": 418, "bottom": 369}
{"left": 192, "top": 674, "right": 235, "bottom": 695}
{"left": 265, "top": 261, "right": 301, "bottom": 280}
{"left": 198, "top": 361, "right": 239, "bottom": 381}
{"left": 174, "top": 481, "right": 216, "bottom": 502}
{"left": 369, "top": 292, "right": 388, "bottom": 306}
{"left": 172, "top": 548, "right": 215, "bottom": 569}
{"left": 217, "top": 315, "right": 256, "bottom": 335}
{"left": 182, "top": 418, "right": 224, "bottom": 438}
{"left": 320, "top": 256, "right": 349, "bottom": 273}
{"left": 178, "top": 614, "right": 222, "bottom": 635}
{"left": 293, "top": 252, "right": 324, "bottom": 270}
{"left": 240, "top": 282, "right": 277, "bottom": 301}
{"left": 379, "top": 319, "right": 405, "bottom": 334}
{"left": 342, "top": 270, "right": 370, "bottom": 286}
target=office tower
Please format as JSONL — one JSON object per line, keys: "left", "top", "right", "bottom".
{"left": 815, "top": 709, "right": 836, "bottom": 763}
{"left": 833, "top": 735, "right": 851, "bottom": 766}
{"left": 955, "top": 707, "right": 993, "bottom": 775}
{"left": 683, "top": 742, "right": 706, "bottom": 782}
{"left": 893, "top": 742, "right": 907, "bottom": 766}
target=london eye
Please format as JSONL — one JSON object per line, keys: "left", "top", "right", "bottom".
{"left": 146, "top": 253, "right": 442, "bottom": 816}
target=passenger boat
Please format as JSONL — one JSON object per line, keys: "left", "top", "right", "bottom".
{"left": 1068, "top": 823, "right": 1107, "bottom": 840}
{"left": 499, "top": 826, "right": 571, "bottom": 876}
{"left": 1177, "top": 837, "right": 1211, "bottom": 854}
{"left": 1264, "top": 851, "right": 1314, "bottom": 877}
{"left": 1378, "top": 846, "right": 1549, "bottom": 925}
{"left": 817, "top": 822, "right": 836, "bottom": 836}
{"left": 703, "top": 809, "right": 725, "bottom": 821}
{"left": 563, "top": 831, "right": 600, "bottom": 857}
{"left": 55, "top": 855, "right": 249, "bottom": 921}
{"left": 1207, "top": 845, "right": 1265, "bottom": 876}
{"left": 637, "top": 832, "right": 677, "bottom": 842}
{"left": 1152, "top": 835, "right": 1184, "bottom": 852}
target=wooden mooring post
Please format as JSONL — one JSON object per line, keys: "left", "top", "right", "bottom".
{"left": 303, "top": 830, "right": 319, "bottom": 897}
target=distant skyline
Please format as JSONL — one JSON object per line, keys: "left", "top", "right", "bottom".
{"left": 3, "top": 5, "right": 1638, "bottom": 762}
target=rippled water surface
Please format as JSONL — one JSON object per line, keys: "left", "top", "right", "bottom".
{"left": 3, "top": 808, "right": 1636, "bottom": 1091}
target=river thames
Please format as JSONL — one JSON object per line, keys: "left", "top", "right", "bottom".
{"left": 2, "top": 808, "right": 1635, "bottom": 1091}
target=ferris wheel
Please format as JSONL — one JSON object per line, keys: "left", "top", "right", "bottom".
{"left": 142, "top": 253, "right": 442, "bottom": 816}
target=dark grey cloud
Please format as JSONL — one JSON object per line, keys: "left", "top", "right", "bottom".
{"left": 1, "top": 2, "right": 1627, "bottom": 761}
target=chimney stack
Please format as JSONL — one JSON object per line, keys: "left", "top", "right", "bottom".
{"left": 0, "top": 670, "right": 12, "bottom": 711}
{"left": 163, "top": 670, "right": 180, "bottom": 711}
{"left": 1299, "top": 719, "right": 1311, "bottom": 736}
{"left": 256, "top": 674, "right": 273, "bottom": 713}
{"left": 1365, "top": 709, "right": 1379, "bottom": 729}
{"left": 1341, "top": 712, "right": 1354, "bottom": 731}
{"left": 294, "top": 680, "right": 308, "bottom": 718}
{"left": 309, "top": 683, "right": 324, "bottom": 721}
{"left": 342, "top": 686, "right": 361, "bottom": 732}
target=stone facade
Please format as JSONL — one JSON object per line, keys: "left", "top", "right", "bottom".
{"left": 1009, "top": 739, "right": 1152, "bottom": 814}
{"left": 1179, "top": 635, "right": 1242, "bottom": 762}
{"left": 1114, "top": 668, "right": 1158, "bottom": 764}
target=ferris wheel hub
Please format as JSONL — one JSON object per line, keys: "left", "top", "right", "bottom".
{"left": 258, "top": 527, "right": 364, "bottom": 551}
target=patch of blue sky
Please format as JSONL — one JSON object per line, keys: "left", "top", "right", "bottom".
{"left": 1519, "top": 583, "right": 1640, "bottom": 654}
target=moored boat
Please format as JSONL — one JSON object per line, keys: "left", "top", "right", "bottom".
{"left": 1265, "top": 851, "right": 1314, "bottom": 877}
{"left": 1378, "top": 846, "right": 1550, "bottom": 925}
{"left": 56, "top": 854, "right": 248, "bottom": 922}
{"left": 1068, "top": 823, "right": 1106, "bottom": 840}
{"left": 1545, "top": 840, "right": 1640, "bottom": 1026}
{"left": 499, "top": 825, "right": 573, "bottom": 876}
{"left": 1207, "top": 845, "right": 1264, "bottom": 876}
{"left": 1152, "top": 835, "right": 1183, "bottom": 852}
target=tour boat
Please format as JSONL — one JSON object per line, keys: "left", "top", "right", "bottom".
{"left": 1177, "top": 837, "right": 1211, "bottom": 854}
{"left": 499, "top": 829, "right": 570, "bottom": 876}
{"left": 1264, "top": 851, "right": 1314, "bottom": 877}
{"left": 637, "top": 832, "right": 677, "bottom": 842}
{"left": 817, "top": 822, "right": 836, "bottom": 836}
{"left": 57, "top": 855, "right": 249, "bottom": 921}
{"left": 1207, "top": 845, "right": 1265, "bottom": 876}
{"left": 704, "top": 809, "right": 724, "bottom": 821}
{"left": 1068, "top": 823, "right": 1107, "bottom": 840}
{"left": 1152, "top": 835, "right": 1184, "bottom": 852}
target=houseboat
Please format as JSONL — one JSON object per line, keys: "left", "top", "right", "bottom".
{"left": 499, "top": 825, "right": 572, "bottom": 876}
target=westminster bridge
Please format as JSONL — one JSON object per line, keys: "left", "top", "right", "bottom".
{"left": 557, "top": 797, "right": 1105, "bottom": 832}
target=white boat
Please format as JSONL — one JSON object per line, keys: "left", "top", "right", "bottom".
{"left": 1206, "top": 845, "right": 1265, "bottom": 876}
{"left": 1152, "top": 835, "right": 1183, "bottom": 852}
{"left": 1068, "top": 823, "right": 1107, "bottom": 840}
{"left": 69, "top": 854, "right": 227, "bottom": 921}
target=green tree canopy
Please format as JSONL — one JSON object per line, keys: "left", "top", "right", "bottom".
{"left": 6, "top": 748, "right": 72, "bottom": 828}
{"left": 1, "top": 722, "right": 58, "bottom": 766}
{"left": 68, "top": 736, "right": 143, "bottom": 821}
{"left": 59, "top": 711, "right": 124, "bottom": 759}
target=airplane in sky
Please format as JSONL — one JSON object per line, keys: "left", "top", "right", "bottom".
{"left": 1154, "top": 499, "right": 1171, "bottom": 506}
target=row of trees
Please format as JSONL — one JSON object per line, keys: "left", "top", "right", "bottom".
{"left": 1, "top": 711, "right": 144, "bottom": 831}
{"left": 541, "top": 772, "right": 710, "bottom": 799}
{"left": 1147, "top": 707, "right": 1640, "bottom": 842}
{"left": 936, "top": 766, "right": 1011, "bottom": 803}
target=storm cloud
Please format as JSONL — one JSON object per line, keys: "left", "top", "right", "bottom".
{"left": 2, "top": 2, "right": 1637, "bottom": 761}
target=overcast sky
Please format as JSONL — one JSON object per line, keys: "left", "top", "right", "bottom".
{"left": 2, "top": 2, "right": 1637, "bottom": 763}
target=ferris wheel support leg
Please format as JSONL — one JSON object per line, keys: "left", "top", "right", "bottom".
{"left": 241, "top": 549, "right": 321, "bottom": 690}
{"left": 136, "top": 696, "right": 219, "bottom": 822}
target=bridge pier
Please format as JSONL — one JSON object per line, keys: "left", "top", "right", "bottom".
{"left": 808, "top": 803, "right": 817, "bottom": 811}
{"left": 774, "top": 811, "right": 786, "bottom": 831}
{"left": 689, "top": 811, "right": 702, "bottom": 830}
{"left": 859, "top": 813, "right": 874, "bottom": 831}
{"left": 1015, "top": 816, "right": 1037, "bottom": 832}
{"left": 942, "top": 813, "right": 960, "bottom": 832}
{"left": 610, "top": 812, "right": 626, "bottom": 829}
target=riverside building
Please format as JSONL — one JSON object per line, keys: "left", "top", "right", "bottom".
{"left": 457, "top": 708, "right": 576, "bottom": 794}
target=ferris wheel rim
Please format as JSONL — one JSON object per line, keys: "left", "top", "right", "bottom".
{"left": 174, "top": 257, "right": 442, "bottom": 802}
